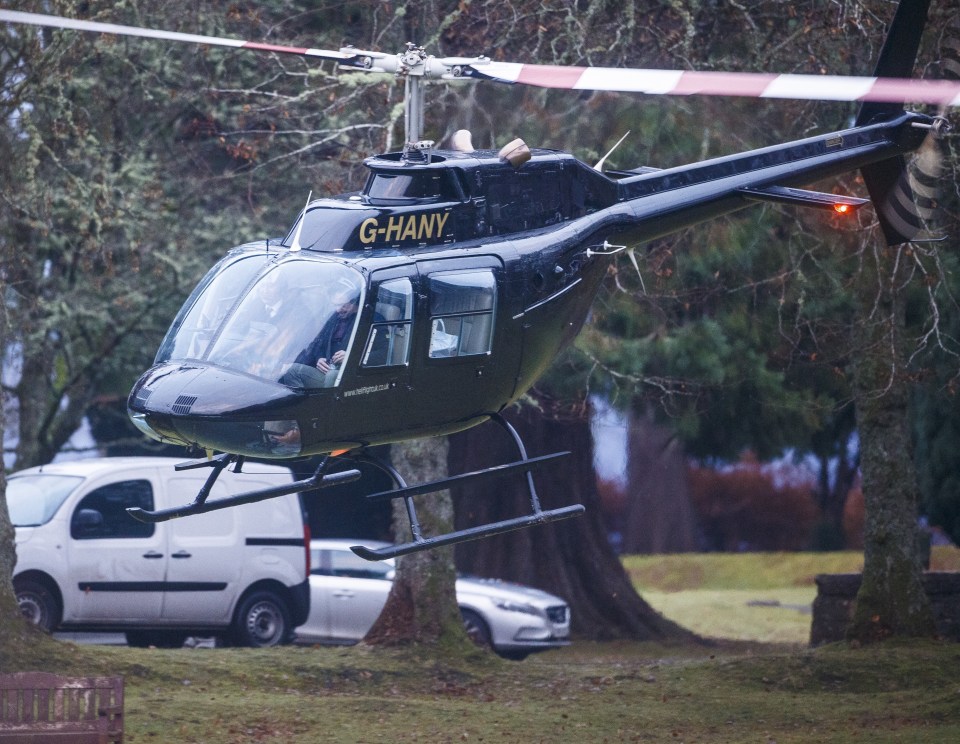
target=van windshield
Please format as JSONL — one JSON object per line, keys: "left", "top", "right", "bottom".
{"left": 6, "top": 475, "right": 83, "bottom": 527}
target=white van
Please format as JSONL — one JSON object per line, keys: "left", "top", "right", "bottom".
{"left": 8, "top": 457, "right": 310, "bottom": 648}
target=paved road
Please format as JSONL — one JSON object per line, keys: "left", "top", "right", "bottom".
{"left": 54, "top": 632, "right": 126, "bottom": 645}
{"left": 53, "top": 632, "right": 216, "bottom": 648}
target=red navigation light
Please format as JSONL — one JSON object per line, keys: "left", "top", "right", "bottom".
{"left": 834, "top": 203, "right": 851, "bottom": 215}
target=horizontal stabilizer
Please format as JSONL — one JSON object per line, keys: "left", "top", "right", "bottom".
{"left": 739, "top": 185, "right": 869, "bottom": 212}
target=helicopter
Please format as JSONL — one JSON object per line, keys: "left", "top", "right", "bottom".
{"left": 2, "top": 2, "right": 957, "bottom": 561}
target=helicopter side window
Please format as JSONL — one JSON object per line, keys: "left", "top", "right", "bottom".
{"left": 428, "top": 270, "right": 496, "bottom": 359}
{"left": 362, "top": 278, "right": 414, "bottom": 368}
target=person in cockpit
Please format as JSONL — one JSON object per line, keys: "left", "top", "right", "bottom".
{"left": 280, "top": 286, "right": 360, "bottom": 389}
{"left": 299, "top": 288, "right": 360, "bottom": 377}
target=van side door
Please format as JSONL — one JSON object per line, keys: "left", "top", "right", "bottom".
{"left": 64, "top": 477, "right": 166, "bottom": 623}
{"left": 160, "top": 472, "right": 242, "bottom": 623}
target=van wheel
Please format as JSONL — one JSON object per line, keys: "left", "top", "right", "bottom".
{"left": 15, "top": 579, "right": 59, "bottom": 632}
{"left": 125, "top": 630, "right": 188, "bottom": 648}
{"left": 232, "top": 591, "right": 290, "bottom": 647}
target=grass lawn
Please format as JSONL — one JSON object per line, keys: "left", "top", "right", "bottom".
{"left": 6, "top": 547, "right": 958, "bottom": 742}
{"left": 623, "top": 546, "right": 960, "bottom": 644}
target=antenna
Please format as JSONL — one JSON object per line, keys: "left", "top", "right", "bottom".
{"left": 594, "top": 131, "right": 631, "bottom": 172}
{"left": 289, "top": 191, "right": 313, "bottom": 252}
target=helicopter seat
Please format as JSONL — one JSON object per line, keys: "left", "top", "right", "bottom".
{"left": 363, "top": 299, "right": 412, "bottom": 367}
{"left": 459, "top": 314, "right": 492, "bottom": 355}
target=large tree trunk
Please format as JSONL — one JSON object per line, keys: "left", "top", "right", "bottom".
{"left": 0, "top": 293, "right": 55, "bottom": 668}
{"left": 847, "top": 238, "right": 935, "bottom": 643}
{"left": 0, "top": 442, "right": 26, "bottom": 657}
{"left": 622, "top": 407, "right": 700, "bottom": 554}
{"left": 363, "top": 438, "right": 471, "bottom": 651}
{"left": 449, "top": 392, "right": 697, "bottom": 642}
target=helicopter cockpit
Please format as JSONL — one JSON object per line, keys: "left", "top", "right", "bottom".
{"left": 155, "top": 252, "right": 365, "bottom": 391}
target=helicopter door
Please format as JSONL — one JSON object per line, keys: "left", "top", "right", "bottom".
{"left": 411, "top": 258, "right": 514, "bottom": 428}
{"left": 336, "top": 271, "right": 417, "bottom": 440}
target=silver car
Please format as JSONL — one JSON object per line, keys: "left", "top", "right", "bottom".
{"left": 296, "top": 539, "right": 570, "bottom": 660}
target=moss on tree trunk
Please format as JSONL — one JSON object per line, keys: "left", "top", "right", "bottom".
{"left": 0, "top": 308, "right": 61, "bottom": 668}
{"left": 363, "top": 438, "right": 472, "bottom": 653}
{"left": 847, "top": 240, "right": 936, "bottom": 643}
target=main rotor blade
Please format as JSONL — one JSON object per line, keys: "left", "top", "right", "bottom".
{"left": 0, "top": 9, "right": 357, "bottom": 62}
{"left": 6, "top": 8, "right": 959, "bottom": 107}
{"left": 457, "top": 61, "right": 960, "bottom": 107}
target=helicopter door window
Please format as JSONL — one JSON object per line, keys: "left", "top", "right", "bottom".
{"left": 427, "top": 270, "right": 496, "bottom": 359}
{"left": 362, "top": 278, "right": 414, "bottom": 368}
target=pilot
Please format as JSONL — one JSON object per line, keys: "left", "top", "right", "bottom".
{"left": 226, "top": 271, "right": 294, "bottom": 365}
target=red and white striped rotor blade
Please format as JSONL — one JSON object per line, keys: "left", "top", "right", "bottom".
{"left": 0, "top": 9, "right": 357, "bottom": 62}
{"left": 460, "top": 61, "right": 960, "bottom": 107}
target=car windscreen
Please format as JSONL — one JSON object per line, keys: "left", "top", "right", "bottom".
{"left": 6, "top": 475, "right": 83, "bottom": 527}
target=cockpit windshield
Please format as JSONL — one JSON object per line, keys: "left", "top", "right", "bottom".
{"left": 156, "top": 254, "right": 365, "bottom": 389}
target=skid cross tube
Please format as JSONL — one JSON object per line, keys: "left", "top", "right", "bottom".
{"left": 362, "top": 452, "right": 568, "bottom": 502}
{"left": 127, "top": 455, "right": 360, "bottom": 523}
{"left": 350, "top": 414, "right": 585, "bottom": 561}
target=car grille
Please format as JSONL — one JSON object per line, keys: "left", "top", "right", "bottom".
{"left": 546, "top": 605, "right": 567, "bottom": 624}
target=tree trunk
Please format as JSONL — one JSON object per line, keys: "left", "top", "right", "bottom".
{"left": 847, "top": 239, "right": 936, "bottom": 643}
{"left": 449, "top": 392, "right": 698, "bottom": 642}
{"left": 363, "top": 438, "right": 471, "bottom": 651}
{"left": 0, "top": 292, "right": 55, "bottom": 668}
{"left": 0, "top": 442, "right": 26, "bottom": 656}
{"left": 623, "top": 407, "right": 700, "bottom": 554}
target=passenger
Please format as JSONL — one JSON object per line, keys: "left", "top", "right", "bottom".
{"left": 281, "top": 286, "right": 360, "bottom": 388}
{"left": 301, "top": 288, "right": 360, "bottom": 376}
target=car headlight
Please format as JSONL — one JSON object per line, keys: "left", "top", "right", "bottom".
{"left": 492, "top": 599, "right": 540, "bottom": 616}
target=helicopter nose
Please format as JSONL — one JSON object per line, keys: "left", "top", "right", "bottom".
{"left": 127, "top": 362, "right": 303, "bottom": 457}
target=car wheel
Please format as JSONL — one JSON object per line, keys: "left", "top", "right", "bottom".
{"left": 460, "top": 608, "right": 492, "bottom": 650}
{"left": 15, "top": 579, "right": 59, "bottom": 632}
{"left": 232, "top": 590, "right": 290, "bottom": 647}
{"left": 125, "top": 630, "right": 188, "bottom": 648}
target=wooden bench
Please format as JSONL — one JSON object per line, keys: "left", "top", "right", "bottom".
{"left": 0, "top": 672, "right": 123, "bottom": 743}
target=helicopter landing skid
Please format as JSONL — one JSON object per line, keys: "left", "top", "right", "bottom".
{"left": 351, "top": 414, "right": 585, "bottom": 561}
{"left": 350, "top": 503, "right": 584, "bottom": 561}
{"left": 126, "top": 453, "right": 361, "bottom": 524}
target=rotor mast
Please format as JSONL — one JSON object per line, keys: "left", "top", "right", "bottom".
{"left": 337, "top": 43, "right": 489, "bottom": 145}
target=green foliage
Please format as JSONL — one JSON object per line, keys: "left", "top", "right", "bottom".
{"left": 0, "top": 0, "right": 404, "bottom": 466}
{"left": 0, "top": 0, "right": 957, "bottom": 599}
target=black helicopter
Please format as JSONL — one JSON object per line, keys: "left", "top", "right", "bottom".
{"left": 2, "top": 1, "right": 957, "bottom": 560}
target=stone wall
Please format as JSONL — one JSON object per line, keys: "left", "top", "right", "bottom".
{"left": 810, "top": 572, "right": 960, "bottom": 645}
